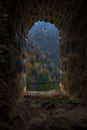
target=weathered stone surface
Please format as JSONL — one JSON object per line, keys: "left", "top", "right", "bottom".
{"left": 8, "top": 0, "right": 87, "bottom": 100}
{"left": 0, "top": 0, "right": 87, "bottom": 126}
{"left": 0, "top": 1, "right": 24, "bottom": 119}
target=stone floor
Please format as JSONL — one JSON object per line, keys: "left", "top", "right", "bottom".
{"left": 0, "top": 91, "right": 87, "bottom": 130}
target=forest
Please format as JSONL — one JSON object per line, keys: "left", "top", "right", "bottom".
{"left": 25, "top": 39, "right": 59, "bottom": 91}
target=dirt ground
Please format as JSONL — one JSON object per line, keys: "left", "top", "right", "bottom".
{"left": 1, "top": 90, "right": 87, "bottom": 130}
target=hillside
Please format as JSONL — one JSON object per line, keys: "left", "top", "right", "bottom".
{"left": 28, "top": 21, "right": 59, "bottom": 68}
{"left": 25, "top": 40, "right": 59, "bottom": 91}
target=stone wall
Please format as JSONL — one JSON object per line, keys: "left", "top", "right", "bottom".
{"left": 60, "top": 0, "right": 87, "bottom": 99}
{"left": 0, "top": 1, "right": 24, "bottom": 119}
{"left": 0, "top": 0, "right": 87, "bottom": 120}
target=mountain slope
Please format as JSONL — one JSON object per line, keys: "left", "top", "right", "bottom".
{"left": 28, "top": 21, "right": 59, "bottom": 68}
{"left": 25, "top": 40, "right": 59, "bottom": 91}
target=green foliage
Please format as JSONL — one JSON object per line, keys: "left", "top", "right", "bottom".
{"left": 26, "top": 40, "right": 59, "bottom": 91}
{"left": 27, "top": 83, "right": 58, "bottom": 91}
{"left": 35, "top": 72, "right": 48, "bottom": 81}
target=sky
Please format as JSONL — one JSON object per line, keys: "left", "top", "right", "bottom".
{"left": 28, "top": 20, "right": 59, "bottom": 45}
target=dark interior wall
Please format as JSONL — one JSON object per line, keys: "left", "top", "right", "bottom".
{"left": 0, "top": 0, "right": 87, "bottom": 118}
{"left": 60, "top": 0, "right": 87, "bottom": 99}
{"left": 0, "top": 0, "right": 24, "bottom": 118}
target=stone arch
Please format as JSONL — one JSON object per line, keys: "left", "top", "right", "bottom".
{"left": 0, "top": 0, "right": 87, "bottom": 119}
